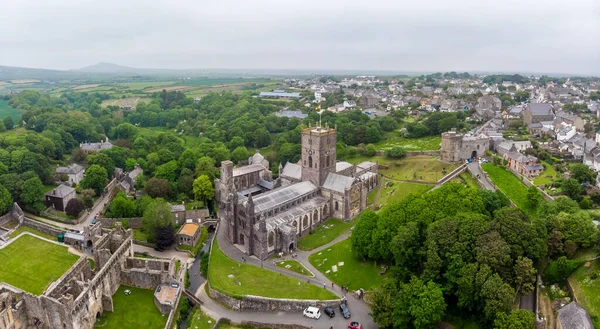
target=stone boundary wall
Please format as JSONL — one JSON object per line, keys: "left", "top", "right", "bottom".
{"left": 41, "top": 210, "right": 80, "bottom": 224}
{"left": 134, "top": 239, "right": 155, "bottom": 248}
{"left": 207, "top": 284, "right": 340, "bottom": 312}
{"left": 163, "top": 287, "right": 182, "bottom": 329}
{"left": 45, "top": 257, "right": 90, "bottom": 298}
{"left": 98, "top": 217, "right": 143, "bottom": 229}
{"left": 22, "top": 217, "right": 66, "bottom": 238}
{"left": 437, "top": 163, "right": 467, "bottom": 185}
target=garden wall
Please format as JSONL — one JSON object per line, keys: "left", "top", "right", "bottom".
{"left": 98, "top": 217, "right": 143, "bottom": 229}
{"left": 207, "top": 284, "right": 340, "bottom": 312}
{"left": 22, "top": 217, "right": 65, "bottom": 238}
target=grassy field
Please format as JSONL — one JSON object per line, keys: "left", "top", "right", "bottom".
{"left": 481, "top": 164, "right": 534, "bottom": 216}
{"left": 132, "top": 228, "right": 149, "bottom": 242}
{"left": 208, "top": 241, "right": 337, "bottom": 300}
{"left": 94, "top": 286, "right": 167, "bottom": 329}
{"left": 186, "top": 307, "right": 215, "bottom": 329}
{"left": 347, "top": 155, "right": 457, "bottom": 183}
{"left": 533, "top": 161, "right": 559, "bottom": 186}
{"left": 0, "top": 100, "right": 23, "bottom": 121}
{"left": 375, "top": 134, "right": 441, "bottom": 151}
{"left": 275, "top": 259, "right": 313, "bottom": 277}
{"left": 456, "top": 172, "right": 480, "bottom": 189}
{"left": 100, "top": 97, "right": 148, "bottom": 109}
{"left": 375, "top": 181, "right": 433, "bottom": 207}
{"left": 568, "top": 260, "right": 600, "bottom": 328}
{"left": 0, "top": 235, "right": 79, "bottom": 295}
{"left": 297, "top": 218, "right": 353, "bottom": 251}
{"left": 308, "top": 239, "right": 388, "bottom": 291}
{"left": 9, "top": 226, "right": 56, "bottom": 240}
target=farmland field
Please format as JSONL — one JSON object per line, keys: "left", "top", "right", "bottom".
{"left": 145, "top": 86, "right": 196, "bottom": 93}
{"left": 0, "top": 100, "right": 23, "bottom": 120}
{"left": 375, "top": 134, "right": 441, "bottom": 151}
{"left": 101, "top": 97, "right": 148, "bottom": 109}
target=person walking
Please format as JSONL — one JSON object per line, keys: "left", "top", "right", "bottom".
{"left": 331, "top": 282, "right": 334, "bottom": 289}
{"left": 323, "top": 283, "right": 326, "bottom": 289}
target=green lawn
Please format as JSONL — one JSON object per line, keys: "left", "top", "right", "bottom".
{"left": 457, "top": 172, "right": 480, "bottom": 189}
{"left": 132, "top": 228, "right": 149, "bottom": 242}
{"left": 375, "top": 134, "right": 441, "bottom": 151}
{"left": 568, "top": 260, "right": 600, "bottom": 328}
{"left": 9, "top": 226, "right": 56, "bottom": 240}
{"left": 375, "top": 181, "right": 433, "bottom": 209}
{"left": 534, "top": 161, "right": 558, "bottom": 186}
{"left": 308, "top": 239, "right": 388, "bottom": 291}
{"left": 346, "top": 155, "right": 458, "bottom": 183}
{"left": 297, "top": 218, "right": 353, "bottom": 251}
{"left": 0, "top": 235, "right": 79, "bottom": 295}
{"left": 481, "top": 164, "right": 535, "bottom": 216}
{"left": 208, "top": 241, "right": 337, "bottom": 300}
{"left": 275, "top": 259, "right": 313, "bottom": 277}
{"left": 94, "top": 285, "right": 167, "bottom": 329}
{"left": 0, "top": 100, "right": 23, "bottom": 121}
{"left": 186, "top": 307, "right": 215, "bottom": 329}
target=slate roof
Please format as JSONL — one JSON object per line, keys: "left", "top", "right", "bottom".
{"left": 250, "top": 181, "right": 318, "bottom": 213}
{"left": 357, "top": 161, "right": 377, "bottom": 170}
{"left": 335, "top": 161, "right": 354, "bottom": 173}
{"left": 56, "top": 164, "right": 84, "bottom": 175}
{"left": 281, "top": 162, "right": 302, "bottom": 180}
{"left": 528, "top": 103, "right": 553, "bottom": 116}
{"left": 322, "top": 173, "right": 355, "bottom": 193}
{"left": 276, "top": 110, "right": 308, "bottom": 119}
{"left": 233, "top": 164, "right": 265, "bottom": 177}
{"left": 260, "top": 196, "right": 328, "bottom": 231}
{"left": 46, "top": 185, "right": 75, "bottom": 198}
{"left": 558, "top": 302, "right": 593, "bottom": 329}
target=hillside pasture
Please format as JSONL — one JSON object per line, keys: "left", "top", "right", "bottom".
{"left": 0, "top": 100, "right": 24, "bottom": 120}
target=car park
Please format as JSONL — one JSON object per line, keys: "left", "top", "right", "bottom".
{"left": 303, "top": 306, "right": 321, "bottom": 319}
{"left": 339, "top": 303, "right": 351, "bottom": 319}
{"left": 348, "top": 321, "right": 362, "bottom": 329}
{"left": 323, "top": 307, "right": 335, "bottom": 318}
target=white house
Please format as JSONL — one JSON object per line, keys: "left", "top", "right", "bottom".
{"left": 55, "top": 164, "right": 85, "bottom": 185}
{"left": 557, "top": 126, "right": 577, "bottom": 141}
{"left": 314, "top": 92, "right": 323, "bottom": 102}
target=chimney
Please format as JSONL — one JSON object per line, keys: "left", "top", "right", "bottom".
{"left": 53, "top": 190, "right": 56, "bottom": 195}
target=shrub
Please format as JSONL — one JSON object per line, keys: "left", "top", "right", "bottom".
{"left": 65, "top": 198, "right": 84, "bottom": 217}
{"left": 543, "top": 256, "right": 582, "bottom": 284}
{"left": 580, "top": 198, "right": 592, "bottom": 209}
{"left": 385, "top": 146, "right": 407, "bottom": 159}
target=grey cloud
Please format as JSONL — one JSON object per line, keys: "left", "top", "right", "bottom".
{"left": 0, "top": 0, "right": 598, "bottom": 74}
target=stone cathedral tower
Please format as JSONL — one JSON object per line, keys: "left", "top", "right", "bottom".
{"left": 301, "top": 122, "right": 337, "bottom": 186}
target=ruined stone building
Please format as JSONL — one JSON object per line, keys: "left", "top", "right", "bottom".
{"left": 441, "top": 130, "right": 491, "bottom": 162}
{"left": 0, "top": 223, "right": 176, "bottom": 329}
{"left": 215, "top": 123, "right": 378, "bottom": 258}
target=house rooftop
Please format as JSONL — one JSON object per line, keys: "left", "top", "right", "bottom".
{"left": 46, "top": 185, "right": 76, "bottom": 198}
{"left": 322, "top": 173, "right": 355, "bottom": 193}
{"left": 178, "top": 223, "right": 200, "bottom": 237}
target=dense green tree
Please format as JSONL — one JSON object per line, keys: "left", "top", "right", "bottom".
{"left": 351, "top": 210, "right": 379, "bottom": 259}
{"left": 562, "top": 178, "right": 584, "bottom": 201}
{"left": 526, "top": 186, "right": 541, "bottom": 209}
{"left": 571, "top": 164, "right": 594, "bottom": 184}
{"left": 108, "top": 192, "right": 137, "bottom": 218}
{"left": 365, "top": 144, "right": 377, "bottom": 157}
{"left": 65, "top": 198, "right": 84, "bottom": 217}
{"left": 80, "top": 164, "right": 108, "bottom": 195}
{"left": 493, "top": 310, "right": 535, "bottom": 329}
{"left": 232, "top": 146, "right": 249, "bottom": 164}
{"left": 513, "top": 256, "right": 536, "bottom": 295}
{"left": 0, "top": 185, "right": 13, "bottom": 215}
{"left": 154, "top": 160, "right": 179, "bottom": 182}
{"left": 3, "top": 116, "right": 14, "bottom": 130}
{"left": 87, "top": 153, "right": 115, "bottom": 177}
{"left": 193, "top": 175, "right": 214, "bottom": 203}
{"left": 142, "top": 198, "right": 173, "bottom": 242}
{"left": 125, "top": 158, "right": 137, "bottom": 171}
{"left": 385, "top": 146, "right": 407, "bottom": 159}
{"left": 195, "top": 156, "right": 216, "bottom": 181}
{"left": 20, "top": 177, "right": 45, "bottom": 212}
{"left": 144, "top": 177, "right": 172, "bottom": 198}
{"left": 480, "top": 273, "right": 515, "bottom": 322}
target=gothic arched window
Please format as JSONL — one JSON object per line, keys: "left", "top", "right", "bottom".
{"left": 308, "top": 155, "right": 313, "bottom": 168}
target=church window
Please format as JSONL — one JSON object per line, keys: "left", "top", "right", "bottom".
{"left": 335, "top": 201, "right": 339, "bottom": 211}
{"left": 303, "top": 215, "right": 308, "bottom": 228}
{"left": 308, "top": 155, "right": 313, "bottom": 168}
{"left": 326, "top": 155, "right": 330, "bottom": 167}
{"left": 268, "top": 231, "right": 275, "bottom": 247}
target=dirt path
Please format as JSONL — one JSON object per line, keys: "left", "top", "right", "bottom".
{"left": 539, "top": 291, "right": 555, "bottom": 329}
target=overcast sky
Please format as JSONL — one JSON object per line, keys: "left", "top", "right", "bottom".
{"left": 1, "top": 0, "right": 599, "bottom": 75}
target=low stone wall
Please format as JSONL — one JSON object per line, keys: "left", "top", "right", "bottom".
{"left": 41, "top": 211, "right": 80, "bottom": 224}
{"left": 242, "top": 321, "right": 310, "bottom": 329}
{"left": 98, "top": 217, "right": 143, "bottom": 229}
{"left": 207, "top": 284, "right": 340, "bottom": 312}
{"left": 508, "top": 167, "right": 555, "bottom": 201}
{"left": 22, "top": 217, "right": 65, "bottom": 239}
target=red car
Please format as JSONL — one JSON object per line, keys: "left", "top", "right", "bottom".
{"left": 348, "top": 321, "right": 362, "bottom": 329}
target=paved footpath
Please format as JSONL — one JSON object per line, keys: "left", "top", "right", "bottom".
{"left": 210, "top": 223, "right": 377, "bottom": 329}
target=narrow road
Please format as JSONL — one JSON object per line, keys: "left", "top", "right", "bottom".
{"left": 133, "top": 244, "right": 193, "bottom": 263}
{"left": 188, "top": 232, "right": 214, "bottom": 293}
{"left": 467, "top": 162, "right": 496, "bottom": 191}
{"left": 519, "top": 291, "right": 535, "bottom": 312}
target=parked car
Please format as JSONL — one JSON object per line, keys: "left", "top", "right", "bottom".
{"left": 303, "top": 306, "right": 321, "bottom": 319}
{"left": 348, "top": 321, "right": 362, "bottom": 329}
{"left": 124, "top": 289, "right": 131, "bottom": 295}
{"left": 323, "top": 307, "right": 335, "bottom": 318}
{"left": 91, "top": 219, "right": 97, "bottom": 225}
{"left": 339, "top": 303, "right": 351, "bottom": 319}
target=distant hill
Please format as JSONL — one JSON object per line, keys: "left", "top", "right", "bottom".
{"left": 0, "top": 65, "right": 85, "bottom": 81}
{"left": 76, "top": 62, "right": 140, "bottom": 74}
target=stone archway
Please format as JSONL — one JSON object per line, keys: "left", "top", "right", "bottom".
{"left": 323, "top": 204, "right": 328, "bottom": 218}
{"left": 313, "top": 209, "right": 319, "bottom": 223}
{"left": 268, "top": 231, "right": 275, "bottom": 247}
{"left": 302, "top": 215, "right": 309, "bottom": 229}
{"left": 289, "top": 243, "right": 294, "bottom": 252}
{"left": 86, "top": 240, "right": 93, "bottom": 248}
{"left": 239, "top": 234, "right": 245, "bottom": 246}
{"left": 471, "top": 150, "right": 477, "bottom": 159}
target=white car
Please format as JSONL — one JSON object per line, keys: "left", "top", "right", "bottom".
{"left": 303, "top": 306, "right": 321, "bottom": 319}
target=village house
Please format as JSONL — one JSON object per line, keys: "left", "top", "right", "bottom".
{"left": 358, "top": 94, "right": 379, "bottom": 108}
{"left": 523, "top": 103, "right": 554, "bottom": 125}
{"left": 55, "top": 163, "right": 85, "bottom": 185}
{"left": 79, "top": 138, "right": 113, "bottom": 154}
{"left": 176, "top": 223, "right": 201, "bottom": 247}
{"left": 503, "top": 149, "right": 544, "bottom": 179}
{"left": 555, "top": 110, "right": 585, "bottom": 131}
{"left": 557, "top": 302, "right": 593, "bottom": 329}
{"left": 45, "top": 185, "right": 76, "bottom": 212}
